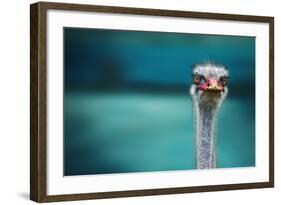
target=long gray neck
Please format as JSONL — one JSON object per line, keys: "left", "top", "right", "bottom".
{"left": 196, "top": 101, "right": 218, "bottom": 169}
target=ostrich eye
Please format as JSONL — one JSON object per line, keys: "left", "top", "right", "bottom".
{"left": 193, "top": 75, "right": 205, "bottom": 85}
{"left": 193, "top": 75, "right": 200, "bottom": 84}
{"left": 219, "top": 77, "right": 228, "bottom": 86}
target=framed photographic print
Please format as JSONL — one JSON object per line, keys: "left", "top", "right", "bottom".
{"left": 30, "top": 1, "right": 274, "bottom": 202}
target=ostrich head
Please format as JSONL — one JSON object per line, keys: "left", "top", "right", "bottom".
{"left": 190, "top": 62, "right": 229, "bottom": 169}
{"left": 190, "top": 62, "right": 229, "bottom": 108}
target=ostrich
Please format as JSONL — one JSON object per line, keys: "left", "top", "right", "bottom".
{"left": 190, "top": 62, "right": 229, "bottom": 169}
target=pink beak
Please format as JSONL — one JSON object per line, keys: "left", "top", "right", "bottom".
{"left": 199, "top": 79, "right": 224, "bottom": 91}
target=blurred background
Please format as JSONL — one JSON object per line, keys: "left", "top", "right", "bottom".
{"left": 63, "top": 27, "right": 255, "bottom": 176}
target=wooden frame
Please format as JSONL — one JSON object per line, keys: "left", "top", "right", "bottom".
{"left": 30, "top": 1, "right": 274, "bottom": 202}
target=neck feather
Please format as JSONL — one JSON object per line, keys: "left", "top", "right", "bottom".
{"left": 195, "top": 100, "right": 218, "bottom": 169}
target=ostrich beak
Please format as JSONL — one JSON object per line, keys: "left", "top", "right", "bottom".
{"left": 199, "top": 79, "right": 224, "bottom": 91}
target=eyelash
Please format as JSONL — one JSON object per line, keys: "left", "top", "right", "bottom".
{"left": 193, "top": 75, "right": 205, "bottom": 84}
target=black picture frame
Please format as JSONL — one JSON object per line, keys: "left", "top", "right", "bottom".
{"left": 30, "top": 1, "right": 274, "bottom": 202}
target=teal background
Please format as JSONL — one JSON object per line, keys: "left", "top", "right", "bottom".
{"left": 64, "top": 28, "right": 255, "bottom": 176}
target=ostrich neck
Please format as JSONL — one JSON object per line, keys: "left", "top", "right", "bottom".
{"left": 196, "top": 101, "right": 218, "bottom": 169}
